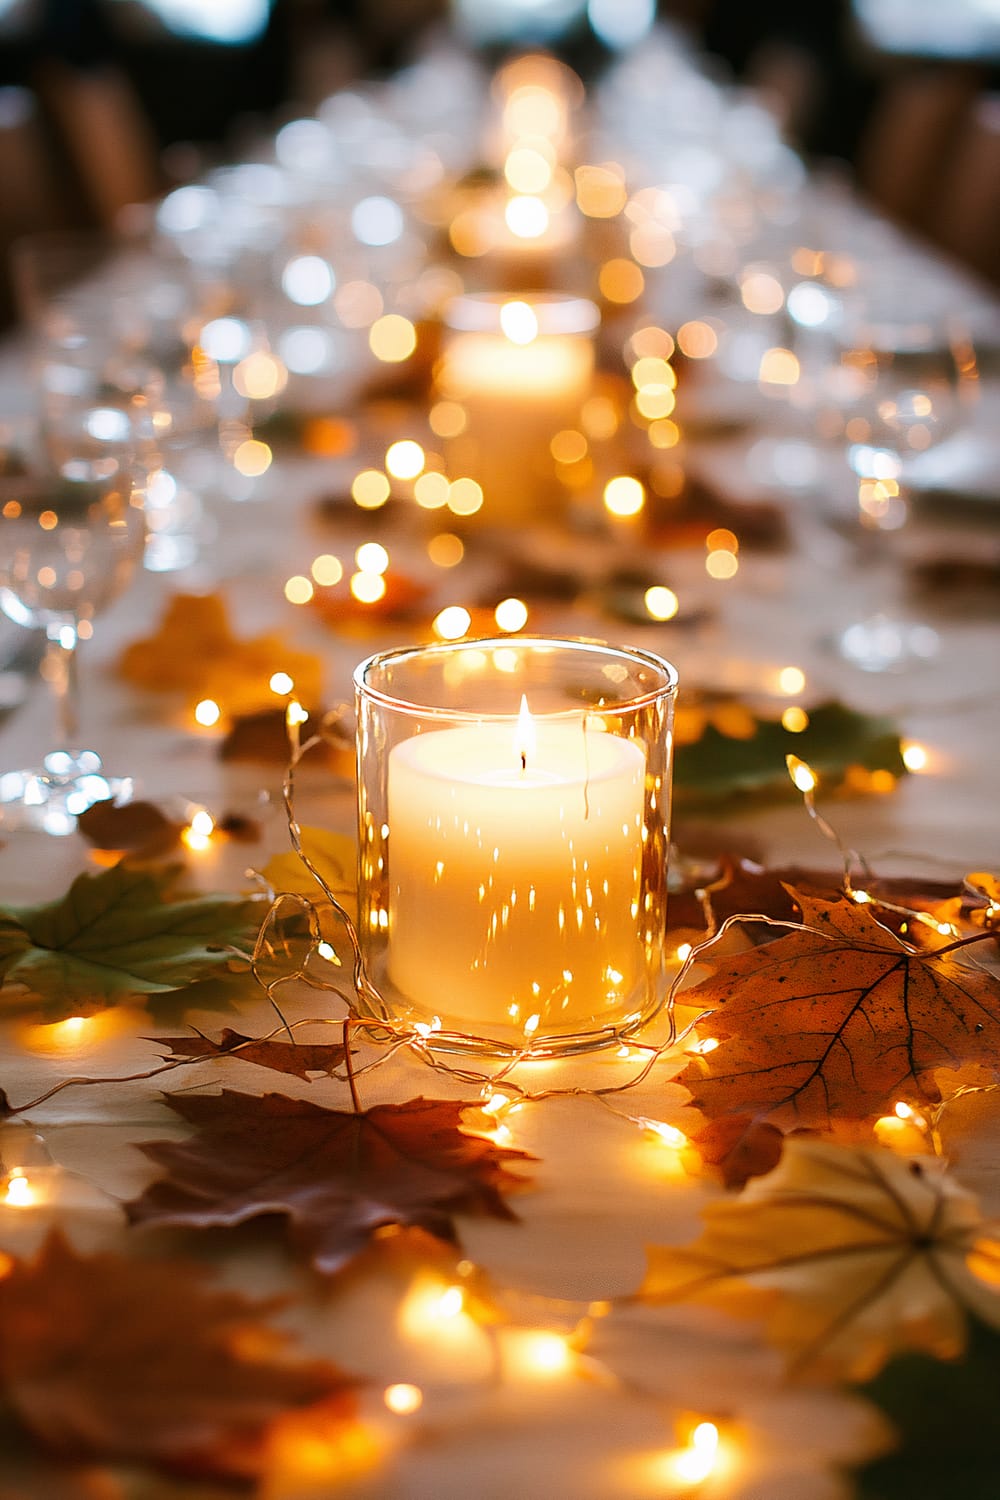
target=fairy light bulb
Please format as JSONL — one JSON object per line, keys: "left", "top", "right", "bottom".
{"left": 639, "top": 1118, "right": 687, "bottom": 1150}
{"left": 384, "top": 1383, "right": 423, "bottom": 1416}
{"left": 182, "top": 805, "right": 215, "bottom": 853}
{"left": 902, "top": 742, "right": 928, "bottom": 772}
{"left": 194, "top": 699, "right": 221, "bottom": 728}
{"left": 436, "top": 1286, "right": 464, "bottom": 1319}
{"left": 504, "top": 1329, "right": 574, "bottom": 1379}
{"left": 4, "top": 1169, "right": 34, "bottom": 1207}
{"left": 786, "top": 753, "right": 817, "bottom": 794}
{"left": 671, "top": 1421, "right": 720, "bottom": 1485}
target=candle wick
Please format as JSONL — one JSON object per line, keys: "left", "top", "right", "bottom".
{"left": 520, "top": 751, "right": 526, "bottom": 773}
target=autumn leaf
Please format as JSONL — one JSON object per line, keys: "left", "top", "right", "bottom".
{"left": 0, "top": 865, "right": 263, "bottom": 1018}
{"left": 688, "top": 1114, "right": 785, "bottom": 1189}
{"left": 75, "top": 798, "right": 184, "bottom": 858}
{"left": 127, "top": 1091, "right": 533, "bottom": 1273}
{"left": 672, "top": 700, "right": 906, "bottom": 809}
{"left": 679, "top": 889, "right": 1000, "bottom": 1127}
{"left": 665, "top": 850, "right": 961, "bottom": 945}
{"left": 152, "top": 1027, "right": 348, "bottom": 1081}
{"left": 117, "top": 591, "right": 322, "bottom": 718}
{"left": 638, "top": 1137, "right": 1000, "bottom": 1381}
{"left": 261, "top": 827, "right": 357, "bottom": 906}
{"left": 0, "top": 1232, "right": 356, "bottom": 1483}
{"left": 220, "top": 705, "right": 350, "bottom": 767}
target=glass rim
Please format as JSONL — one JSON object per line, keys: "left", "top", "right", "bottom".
{"left": 442, "top": 291, "right": 600, "bottom": 336}
{"left": 354, "top": 634, "right": 679, "bottom": 723}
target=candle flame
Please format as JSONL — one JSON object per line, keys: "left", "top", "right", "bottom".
{"left": 514, "top": 695, "right": 535, "bottom": 771}
{"left": 500, "top": 300, "right": 539, "bottom": 345}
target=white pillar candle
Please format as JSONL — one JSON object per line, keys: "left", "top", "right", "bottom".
{"left": 386, "top": 705, "right": 646, "bottom": 1039}
{"left": 438, "top": 293, "right": 598, "bottom": 525}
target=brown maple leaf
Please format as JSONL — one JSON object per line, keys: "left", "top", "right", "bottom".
{"left": 679, "top": 888, "right": 1000, "bottom": 1127}
{"left": 0, "top": 1232, "right": 355, "bottom": 1484}
{"left": 151, "top": 1027, "right": 348, "bottom": 1081}
{"left": 76, "top": 798, "right": 185, "bottom": 858}
{"left": 666, "top": 851, "right": 961, "bottom": 945}
{"left": 127, "top": 1091, "right": 533, "bottom": 1273}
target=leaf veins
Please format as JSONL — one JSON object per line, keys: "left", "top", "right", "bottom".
{"left": 679, "top": 888, "right": 1000, "bottom": 1127}
{"left": 127, "top": 1090, "right": 533, "bottom": 1273}
{"left": 0, "top": 865, "right": 263, "bottom": 1017}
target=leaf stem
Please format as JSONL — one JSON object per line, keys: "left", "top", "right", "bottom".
{"left": 929, "top": 930, "right": 998, "bottom": 959}
{"left": 343, "top": 1018, "right": 362, "bottom": 1113}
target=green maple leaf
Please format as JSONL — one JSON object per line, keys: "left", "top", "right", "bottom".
{"left": 0, "top": 865, "right": 264, "bottom": 1017}
{"left": 855, "top": 1315, "right": 1000, "bottom": 1500}
{"left": 673, "top": 699, "right": 906, "bottom": 808}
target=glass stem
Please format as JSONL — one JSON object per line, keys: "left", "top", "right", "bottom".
{"left": 44, "top": 620, "right": 80, "bottom": 748}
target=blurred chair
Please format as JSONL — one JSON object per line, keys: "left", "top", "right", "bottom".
{"left": 0, "top": 85, "right": 65, "bottom": 237}
{"left": 0, "top": 84, "right": 70, "bottom": 326}
{"left": 935, "top": 91, "right": 1000, "bottom": 283}
{"left": 34, "top": 60, "right": 162, "bottom": 228}
{"left": 856, "top": 64, "right": 979, "bottom": 231}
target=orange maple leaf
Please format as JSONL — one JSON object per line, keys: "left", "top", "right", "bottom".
{"left": 679, "top": 889, "right": 1000, "bottom": 1127}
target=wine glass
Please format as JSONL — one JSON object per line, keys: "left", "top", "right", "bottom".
{"left": 824, "top": 277, "right": 976, "bottom": 672}
{"left": 0, "top": 429, "right": 146, "bottom": 835}
{"left": 12, "top": 229, "right": 215, "bottom": 573}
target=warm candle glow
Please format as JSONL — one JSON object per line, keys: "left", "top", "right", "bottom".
{"left": 514, "top": 695, "right": 535, "bottom": 770}
{"left": 386, "top": 714, "right": 646, "bottom": 1032}
{"left": 500, "top": 300, "right": 539, "bottom": 345}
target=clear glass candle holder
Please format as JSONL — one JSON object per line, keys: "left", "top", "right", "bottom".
{"left": 354, "top": 636, "right": 678, "bottom": 1057}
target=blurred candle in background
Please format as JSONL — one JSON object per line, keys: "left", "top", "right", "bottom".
{"left": 437, "top": 292, "right": 599, "bottom": 524}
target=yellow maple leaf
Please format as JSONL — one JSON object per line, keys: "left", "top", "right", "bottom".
{"left": 638, "top": 1137, "right": 1000, "bottom": 1381}
{"left": 262, "top": 827, "right": 357, "bottom": 907}
{"left": 118, "top": 592, "right": 322, "bottom": 717}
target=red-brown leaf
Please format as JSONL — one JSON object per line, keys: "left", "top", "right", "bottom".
{"left": 75, "top": 798, "right": 184, "bottom": 857}
{"left": 127, "top": 1091, "right": 532, "bottom": 1273}
{"left": 666, "top": 852, "right": 961, "bottom": 943}
{"left": 689, "top": 1114, "right": 785, "bottom": 1188}
{"left": 152, "top": 1027, "right": 347, "bottom": 1081}
{"left": 679, "top": 888, "right": 1000, "bottom": 1127}
{"left": 0, "top": 1233, "right": 355, "bottom": 1484}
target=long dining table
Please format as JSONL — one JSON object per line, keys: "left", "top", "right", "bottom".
{"left": 0, "top": 25, "right": 999, "bottom": 1500}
